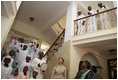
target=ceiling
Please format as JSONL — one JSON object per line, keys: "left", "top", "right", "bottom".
{"left": 12, "top": 1, "right": 70, "bottom": 44}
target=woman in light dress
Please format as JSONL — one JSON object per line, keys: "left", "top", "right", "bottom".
{"left": 51, "top": 57, "right": 66, "bottom": 79}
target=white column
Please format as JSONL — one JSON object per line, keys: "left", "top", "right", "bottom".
{"left": 1, "top": 1, "right": 21, "bottom": 50}
{"left": 113, "top": 1, "right": 117, "bottom": 15}
{"left": 64, "top": 2, "right": 77, "bottom": 42}
{"left": 16, "top": 1, "right": 22, "bottom": 10}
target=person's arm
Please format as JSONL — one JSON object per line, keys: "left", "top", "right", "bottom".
{"left": 103, "top": 5, "right": 106, "bottom": 8}
{"left": 51, "top": 67, "right": 56, "bottom": 79}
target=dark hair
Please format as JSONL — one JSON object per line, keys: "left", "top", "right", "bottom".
{"left": 79, "top": 61, "right": 84, "bottom": 71}
{"left": 58, "top": 57, "right": 64, "bottom": 64}
{"left": 84, "top": 60, "right": 91, "bottom": 69}
{"left": 91, "top": 66, "right": 97, "bottom": 73}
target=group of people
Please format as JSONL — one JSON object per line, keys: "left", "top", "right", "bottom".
{"left": 74, "top": 60, "right": 102, "bottom": 79}
{"left": 75, "top": 3, "right": 116, "bottom": 35}
{"left": 1, "top": 37, "right": 46, "bottom": 79}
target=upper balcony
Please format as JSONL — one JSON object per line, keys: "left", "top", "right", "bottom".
{"left": 71, "top": 7, "right": 117, "bottom": 48}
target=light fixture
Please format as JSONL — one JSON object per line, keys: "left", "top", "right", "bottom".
{"left": 29, "top": 17, "right": 35, "bottom": 22}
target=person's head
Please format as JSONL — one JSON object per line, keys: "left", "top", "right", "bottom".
{"left": 23, "top": 66, "right": 28, "bottom": 73}
{"left": 32, "top": 70, "right": 38, "bottom": 78}
{"left": 78, "top": 10, "right": 81, "bottom": 16}
{"left": 9, "top": 50, "right": 15, "bottom": 57}
{"left": 88, "top": 6, "right": 92, "bottom": 11}
{"left": 26, "top": 55, "right": 31, "bottom": 62}
{"left": 10, "top": 39, "right": 16, "bottom": 45}
{"left": 4, "top": 56, "right": 11, "bottom": 67}
{"left": 21, "top": 38, "right": 24, "bottom": 43}
{"left": 91, "top": 66, "right": 97, "bottom": 73}
{"left": 18, "top": 38, "right": 21, "bottom": 42}
{"left": 82, "top": 60, "right": 91, "bottom": 70}
{"left": 23, "top": 45, "right": 27, "bottom": 50}
{"left": 34, "top": 42, "right": 36, "bottom": 45}
{"left": 31, "top": 45, "right": 34, "bottom": 48}
{"left": 36, "top": 44, "right": 39, "bottom": 48}
{"left": 79, "top": 61, "right": 84, "bottom": 71}
{"left": 38, "top": 51, "right": 44, "bottom": 59}
{"left": 58, "top": 57, "right": 64, "bottom": 64}
{"left": 13, "top": 68, "right": 19, "bottom": 76}
{"left": 98, "top": 3, "right": 103, "bottom": 8}
{"left": 30, "top": 41, "right": 33, "bottom": 44}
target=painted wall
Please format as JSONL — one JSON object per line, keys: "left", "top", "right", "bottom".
{"left": 44, "top": 40, "right": 71, "bottom": 79}
{"left": 1, "top": 1, "right": 20, "bottom": 50}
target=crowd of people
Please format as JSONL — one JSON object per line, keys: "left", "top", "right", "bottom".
{"left": 1, "top": 37, "right": 46, "bottom": 79}
{"left": 75, "top": 3, "right": 116, "bottom": 35}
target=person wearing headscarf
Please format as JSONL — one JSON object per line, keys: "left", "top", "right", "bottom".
{"left": 98, "top": 3, "right": 113, "bottom": 29}
{"left": 77, "top": 10, "right": 86, "bottom": 35}
{"left": 1, "top": 56, "right": 13, "bottom": 79}
{"left": 87, "top": 6, "right": 97, "bottom": 33}
{"left": 17, "top": 45, "right": 29, "bottom": 68}
{"left": 18, "top": 66, "right": 29, "bottom": 79}
{"left": 30, "top": 45, "right": 38, "bottom": 61}
{"left": 2, "top": 50, "right": 16, "bottom": 68}
{"left": 9, "top": 68, "right": 20, "bottom": 79}
{"left": 19, "top": 55, "right": 31, "bottom": 77}
{"left": 30, "top": 70, "right": 38, "bottom": 79}
{"left": 31, "top": 51, "right": 46, "bottom": 79}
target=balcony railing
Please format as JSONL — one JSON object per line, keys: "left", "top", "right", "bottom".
{"left": 74, "top": 7, "right": 117, "bottom": 36}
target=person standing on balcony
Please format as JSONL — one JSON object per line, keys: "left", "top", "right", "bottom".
{"left": 87, "top": 6, "right": 97, "bottom": 33}
{"left": 98, "top": 3, "right": 112, "bottom": 29}
{"left": 77, "top": 10, "right": 86, "bottom": 35}
{"left": 51, "top": 57, "right": 66, "bottom": 79}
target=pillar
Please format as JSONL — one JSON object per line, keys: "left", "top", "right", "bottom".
{"left": 64, "top": 2, "right": 77, "bottom": 42}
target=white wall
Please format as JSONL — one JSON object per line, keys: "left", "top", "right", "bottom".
{"left": 1, "top": 1, "right": 21, "bottom": 49}
{"left": 64, "top": 2, "right": 77, "bottom": 42}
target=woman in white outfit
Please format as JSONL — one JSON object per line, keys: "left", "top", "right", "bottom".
{"left": 1, "top": 56, "right": 13, "bottom": 79}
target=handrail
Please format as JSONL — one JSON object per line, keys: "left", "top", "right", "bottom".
{"left": 74, "top": 7, "right": 117, "bottom": 22}
{"left": 57, "top": 22, "right": 64, "bottom": 30}
{"left": 44, "top": 29, "right": 65, "bottom": 56}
